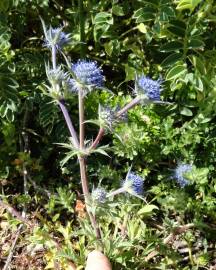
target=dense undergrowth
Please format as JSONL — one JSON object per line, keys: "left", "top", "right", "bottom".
{"left": 0, "top": 0, "right": 216, "bottom": 269}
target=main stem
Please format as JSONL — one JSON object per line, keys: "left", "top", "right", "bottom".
{"left": 78, "top": 88, "right": 101, "bottom": 239}
{"left": 77, "top": 0, "right": 101, "bottom": 239}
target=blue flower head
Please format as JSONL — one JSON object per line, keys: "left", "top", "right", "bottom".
{"left": 174, "top": 163, "right": 192, "bottom": 187}
{"left": 70, "top": 60, "right": 104, "bottom": 93}
{"left": 136, "top": 75, "right": 162, "bottom": 101}
{"left": 44, "top": 26, "right": 70, "bottom": 50}
{"left": 91, "top": 188, "right": 107, "bottom": 203}
{"left": 123, "top": 171, "right": 144, "bottom": 196}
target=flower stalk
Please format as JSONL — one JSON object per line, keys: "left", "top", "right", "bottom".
{"left": 90, "top": 96, "right": 141, "bottom": 150}
{"left": 51, "top": 45, "right": 57, "bottom": 70}
{"left": 57, "top": 100, "right": 79, "bottom": 148}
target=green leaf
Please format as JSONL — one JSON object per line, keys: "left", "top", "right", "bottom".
{"left": 0, "top": 0, "right": 11, "bottom": 11}
{"left": 137, "top": 23, "right": 147, "bottom": 33}
{"left": 112, "top": 5, "right": 125, "bottom": 16}
{"left": 166, "top": 64, "right": 187, "bottom": 80}
{"left": 161, "top": 52, "right": 183, "bottom": 67}
{"left": 188, "top": 55, "right": 206, "bottom": 74}
{"left": 93, "top": 12, "right": 113, "bottom": 25}
{"left": 167, "top": 26, "right": 185, "bottom": 37}
{"left": 104, "top": 39, "right": 120, "bottom": 56}
{"left": 160, "top": 6, "right": 175, "bottom": 21}
{"left": 124, "top": 64, "right": 136, "bottom": 81}
{"left": 168, "top": 20, "right": 186, "bottom": 37}
{"left": 0, "top": 75, "right": 19, "bottom": 122}
{"left": 133, "top": 7, "right": 156, "bottom": 22}
{"left": 39, "top": 98, "right": 58, "bottom": 134}
{"left": 138, "top": 204, "right": 158, "bottom": 215}
{"left": 188, "top": 38, "right": 205, "bottom": 49}
{"left": 160, "top": 41, "right": 183, "bottom": 52}
{"left": 180, "top": 107, "right": 193, "bottom": 116}
{"left": 176, "top": 0, "right": 202, "bottom": 11}
{"left": 92, "top": 145, "right": 110, "bottom": 157}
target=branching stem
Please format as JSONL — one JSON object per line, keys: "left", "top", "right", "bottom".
{"left": 90, "top": 96, "right": 141, "bottom": 150}
{"left": 58, "top": 100, "right": 79, "bottom": 148}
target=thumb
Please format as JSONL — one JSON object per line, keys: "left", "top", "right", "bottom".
{"left": 85, "top": 250, "right": 112, "bottom": 270}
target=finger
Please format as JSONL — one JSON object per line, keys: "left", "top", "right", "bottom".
{"left": 85, "top": 250, "right": 112, "bottom": 270}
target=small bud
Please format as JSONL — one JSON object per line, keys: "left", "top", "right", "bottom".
{"left": 99, "top": 105, "right": 127, "bottom": 130}
{"left": 99, "top": 106, "right": 116, "bottom": 129}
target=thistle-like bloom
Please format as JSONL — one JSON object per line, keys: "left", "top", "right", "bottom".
{"left": 136, "top": 75, "right": 162, "bottom": 101}
{"left": 99, "top": 105, "right": 127, "bottom": 130}
{"left": 174, "top": 163, "right": 192, "bottom": 187}
{"left": 99, "top": 106, "right": 116, "bottom": 129}
{"left": 46, "top": 65, "right": 67, "bottom": 84}
{"left": 123, "top": 171, "right": 144, "bottom": 195}
{"left": 91, "top": 188, "right": 107, "bottom": 203}
{"left": 106, "top": 171, "right": 145, "bottom": 200}
{"left": 44, "top": 27, "right": 70, "bottom": 50}
{"left": 70, "top": 60, "right": 104, "bottom": 93}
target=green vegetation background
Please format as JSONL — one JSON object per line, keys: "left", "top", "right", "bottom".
{"left": 0, "top": 0, "right": 216, "bottom": 269}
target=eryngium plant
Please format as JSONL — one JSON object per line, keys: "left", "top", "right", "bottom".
{"left": 41, "top": 19, "right": 169, "bottom": 240}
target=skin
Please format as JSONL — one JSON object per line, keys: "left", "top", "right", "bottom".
{"left": 85, "top": 250, "right": 112, "bottom": 270}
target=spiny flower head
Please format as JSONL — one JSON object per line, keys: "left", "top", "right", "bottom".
{"left": 174, "top": 163, "right": 192, "bottom": 187}
{"left": 46, "top": 65, "right": 67, "bottom": 84}
{"left": 70, "top": 60, "right": 104, "bottom": 94}
{"left": 136, "top": 75, "right": 162, "bottom": 101}
{"left": 99, "top": 106, "right": 116, "bottom": 129}
{"left": 91, "top": 188, "right": 107, "bottom": 204}
{"left": 44, "top": 26, "right": 70, "bottom": 50}
{"left": 123, "top": 171, "right": 144, "bottom": 196}
{"left": 99, "top": 105, "right": 128, "bottom": 130}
